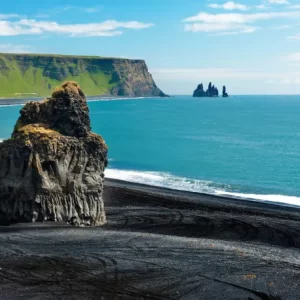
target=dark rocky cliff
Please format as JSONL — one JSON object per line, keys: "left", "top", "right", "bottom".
{"left": 0, "top": 81, "right": 108, "bottom": 226}
{"left": 0, "top": 53, "right": 167, "bottom": 98}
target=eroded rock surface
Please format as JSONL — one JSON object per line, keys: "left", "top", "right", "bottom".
{"left": 193, "top": 82, "right": 219, "bottom": 98}
{"left": 0, "top": 81, "right": 108, "bottom": 226}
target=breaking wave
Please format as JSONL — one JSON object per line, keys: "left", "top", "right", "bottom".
{"left": 87, "top": 97, "right": 147, "bottom": 102}
{"left": 105, "top": 168, "right": 300, "bottom": 207}
{"left": 0, "top": 104, "right": 24, "bottom": 107}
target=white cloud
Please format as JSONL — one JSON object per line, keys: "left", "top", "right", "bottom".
{"left": 281, "top": 78, "right": 292, "bottom": 84}
{"left": 152, "top": 67, "right": 300, "bottom": 89}
{"left": 268, "top": 0, "right": 289, "bottom": 4}
{"left": 183, "top": 11, "right": 300, "bottom": 23}
{"left": 288, "top": 34, "right": 300, "bottom": 40}
{"left": 273, "top": 24, "right": 292, "bottom": 30}
{"left": 256, "top": 4, "right": 267, "bottom": 9}
{"left": 0, "top": 19, "right": 153, "bottom": 37}
{"left": 151, "top": 68, "right": 300, "bottom": 81}
{"left": 288, "top": 4, "right": 300, "bottom": 9}
{"left": 0, "top": 14, "right": 19, "bottom": 19}
{"left": 208, "top": 1, "right": 249, "bottom": 11}
{"left": 183, "top": 11, "right": 300, "bottom": 34}
{"left": 61, "top": 6, "right": 101, "bottom": 13}
{"left": 83, "top": 8, "right": 101, "bottom": 13}
{"left": 283, "top": 52, "right": 300, "bottom": 61}
{"left": 0, "top": 44, "right": 32, "bottom": 53}
{"left": 280, "top": 78, "right": 300, "bottom": 84}
{"left": 185, "top": 23, "right": 256, "bottom": 34}
{"left": 35, "top": 14, "right": 50, "bottom": 19}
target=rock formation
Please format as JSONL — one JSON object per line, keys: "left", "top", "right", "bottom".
{"left": 222, "top": 85, "right": 229, "bottom": 97}
{"left": 193, "top": 82, "right": 219, "bottom": 98}
{"left": 0, "top": 53, "right": 168, "bottom": 98}
{"left": 193, "top": 84, "right": 206, "bottom": 97}
{"left": 0, "top": 81, "right": 108, "bottom": 226}
{"left": 207, "top": 83, "right": 219, "bottom": 97}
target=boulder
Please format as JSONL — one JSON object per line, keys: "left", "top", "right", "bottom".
{"left": 0, "top": 81, "right": 108, "bottom": 226}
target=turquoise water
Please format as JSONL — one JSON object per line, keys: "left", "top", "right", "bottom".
{"left": 1, "top": 95, "right": 300, "bottom": 205}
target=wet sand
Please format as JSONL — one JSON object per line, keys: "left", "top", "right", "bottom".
{"left": 0, "top": 179, "right": 300, "bottom": 299}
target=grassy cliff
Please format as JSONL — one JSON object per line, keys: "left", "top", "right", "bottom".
{"left": 0, "top": 53, "right": 166, "bottom": 98}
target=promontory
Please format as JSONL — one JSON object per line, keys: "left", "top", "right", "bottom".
{"left": 0, "top": 53, "right": 167, "bottom": 98}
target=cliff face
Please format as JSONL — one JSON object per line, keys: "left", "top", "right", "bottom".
{"left": 0, "top": 53, "right": 167, "bottom": 98}
{"left": 0, "top": 81, "right": 108, "bottom": 226}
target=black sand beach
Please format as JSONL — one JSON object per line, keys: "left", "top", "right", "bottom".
{"left": 0, "top": 179, "right": 300, "bottom": 299}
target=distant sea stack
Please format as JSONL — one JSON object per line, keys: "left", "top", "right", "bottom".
{"left": 0, "top": 81, "right": 108, "bottom": 226}
{"left": 193, "top": 82, "right": 229, "bottom": 98}
{"left": 193, "top": 84, "right": 206, "bottom": 97}
{"left": 0, "top": 53, "right": 168, "bottom": 98}
{"left": 222, "top": 86, "right": 229, "bottom": 97}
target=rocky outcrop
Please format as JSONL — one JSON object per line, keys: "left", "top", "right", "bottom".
{"left": 0, "top": 81, "right": 108, "bottom": 226}
{"left": 193, "top": 82, "right": 219, "bottom": 98}
{"left": 193, "top": 84, "right": 206, "bottom": 97}
{"left": 0, "top": 53, "right": 168, "bottom": 98}
{"left": 222, "top": 85, "right": 229, "bottom": 97}
{"left": 207, "top": 82, "right": 219, "bottom": 97}
{"left": 110, "top": 60, "right": 168, "bottom": 97}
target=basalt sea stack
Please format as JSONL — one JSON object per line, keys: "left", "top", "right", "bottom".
{"left": 193, "top": 82, "right": 219, "bottom": 97}
{"left": 0, "top": 81, "right": 108, "bottom": 226}
{"left": 222, "top": 85, "right": 229, "bottom": 97}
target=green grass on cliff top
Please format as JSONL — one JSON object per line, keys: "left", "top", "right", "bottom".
{"left": 0, "top": 53, "right": 144, "bottom": 98}
{"left": 0, "top": 68, "right": 114, "bottom": 98}
{"left": 0, "top": 52, "right": 143, "bottom": 61}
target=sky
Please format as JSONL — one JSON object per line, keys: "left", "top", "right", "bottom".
{"left": 0, "top": 0, "right": 300, "bottom": 94}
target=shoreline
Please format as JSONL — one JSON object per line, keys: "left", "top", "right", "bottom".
{"left": 0, "top": 95, "right": 169, "bottom": 105}
{"left": 0, "top": 178, "right": 299, "bottom": 298}
{"left": 104, "top": 178, "right": 300, "bottom": 248}
{"left": 104, "top": 178, "right": 300, "bottom": 210}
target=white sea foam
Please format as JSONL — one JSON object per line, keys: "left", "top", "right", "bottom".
{"left": 105, "top": 168, "right": 300, "bottom": 207}
{"left": 214, "top": 190, "right": 300, "bottom": 207}
{"left": 87, "top": 97, "right": 146, "bottom": 103}
{"left": 0, "top": 104, "right": 24, "bottom": 107}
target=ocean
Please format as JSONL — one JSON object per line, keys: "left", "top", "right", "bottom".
{"left": 1, "top": 95, "right": 300, "bottom": 206}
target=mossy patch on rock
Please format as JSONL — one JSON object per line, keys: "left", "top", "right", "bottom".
{"left": 14, "top": 124, "right": 61, "bottom": 142}
{"left": 52, "top": 81, "right": 85, "bottom": 98}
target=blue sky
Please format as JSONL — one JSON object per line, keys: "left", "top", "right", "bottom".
{"left": 1, "top": 0, "right": 300, "bottom": 94}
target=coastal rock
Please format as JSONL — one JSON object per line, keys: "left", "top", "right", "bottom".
{"left": 222, "top": 85, "right": 229, "bottom": 97}
{"left": 110, "top": 60, "right": 169, "bottom": 97}
{"left": 0, "top": 81, "right": 108, "bottom": 226}
{"left": 193, "top": 82, "right": 219, "bottom": 98}
{"left": 193, "top": 84, "right": 206, "bottom": 97}
{"left": 207, "top": 83, "right": 219, "bottom": 97}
